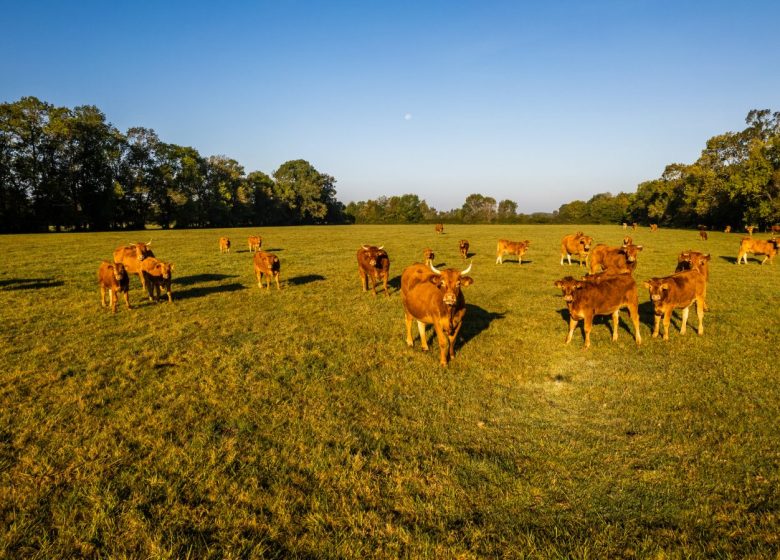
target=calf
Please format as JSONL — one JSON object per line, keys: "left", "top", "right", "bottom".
{"left": 141, "top": 257, "right": 174, "bottom": 302}
{"left": 650, "top": 223, "right": 658, "bottom": 232}
{"left": 632, "top": 222, "right": 638, "bottom": 231}
{"left": 496, "top": 239, "right": 530, "bottom": 264}
{"left": 737, "top": 237, "right": 778, "bottom": 265}
{"left": 622, "top": 222, "right": 628, "bottom": 230}
{"left": 770, "top": 225, "right": 780, "bottom": 235}
{"left": 219, "top": 236, "right": 231, "bottom": 253}
{"left": 401, "top": 262, "right": 473, "bottom": 366}
{"left": 97, "top": 261, "right": 130, "bottom": 313}
{"left": 560, "top": 232, "right": 593, "bottom": 266}
{"left": 254, "top": 251, "right": 281, "bottom": 290}
{"left": 247, "top": 235, "right": 262, "bottom": 252}
{"left": 423, "top": 248, "right": 434, "bottom": 267}
{"left": 675, "top": 251, "right": 711, "bottom": 310}
{"left": 746, "top": 225, "right": 756, "bottom": 236}
{"left": 589, "top": 243, "right": 643, "bottom": 275}
{"left": 113, "top": 241, "right": 154, "bottom": 292}
{"left": 357, "top": 245, "right": 390, "bottom": 297}
{"left": 554, "top": 273, "right": 641, "bottom": 349}
{"left": 724, "top": 225, "right": 731, "bottom": 233}
{"left": 644, "top": 270, "right": 707, "bottom": 340}
{"left": 459, "top": 239, "right": 469, "bottom": 259}
{"left": 435, "top": 223, "right": 444, "bottom": 234}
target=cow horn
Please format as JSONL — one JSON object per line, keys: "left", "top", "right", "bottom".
{"left": 147, "top": 240, "right": 152, "bottom": 246}
{"left": 461, "top": 261, "right": 473, "bottom": 275}
{"left": 428, "top": 262, "right": 442, "bottom": 275}
{"left": 378, "top": 245, "right": 384, "bottom": 250}
{"left": 361, "top": 245, "right": 369, "bottom": 250}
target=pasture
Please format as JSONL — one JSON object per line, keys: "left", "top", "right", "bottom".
{"left": 0, "top": 224, "right": 778, "bottom": 558}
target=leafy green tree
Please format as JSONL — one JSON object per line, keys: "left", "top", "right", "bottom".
{"left": 461, "top": 193, "right": 497, "bottom": 223}
{"left": 272, "top": 159, "right": 340, "bottom": 224}
{"left": 497, "top": 199, "right": 517, "bottom": 222}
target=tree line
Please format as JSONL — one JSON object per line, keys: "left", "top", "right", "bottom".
{"left": 0, "top": 97, "right": 346, "bottom": 232}
{"left": 1, "top": 97, "right": 777, "bottom": 232}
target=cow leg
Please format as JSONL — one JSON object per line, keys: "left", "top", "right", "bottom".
{"left": 123, "top": 290, "right": 131, "bottom": 310}
{"left": 274, "top": 273, "right": 281, "bottom": 291}
{"left": 761, "top": 255, "right": 768, "bottom": 265}
{"left": 404, "top": 312, "right": 415, "bottom": 347}
{"left": 166, "top": 282, "right": 172, "bottom": 302}
{"left": 628, "top": 303, "right": 642, "bottom": 345}
{"left": 567, "top": 254, "right": 572, "bottom": 265}
{"left": 383, "top": 274, "right": 389, "bottom": 297}
{"left": 695, "top": 297, "right": 705, "bottom": 335}
{"left": 652, "top": 314, "right": 661, "bottom": 338}
{"left": 496, "top": 254, "right": 502, "bottom": 264}
{"left": 611, "top": 310, "right": 620, "bottom": 341}
{"left": 680, "top": 305, "right": 690, "bottom": 335}
{"left": 417, "top": 321, "right": 429, "bottom": 351}
{"left": 448, "top": 320, "right": 464, "bottom": 360}
{"left": 359, "top": 269, "right": 368, "bottom": 291}
{"left": 518, "top": 255, "right": 522, "bottom": 265}
{"left": 583, "top": 314, "right": 593, "bottom": 349}
{"left": 662, "top": 311, "right": 672, "bottom": 340}
{"left": 110, "top": 289, "right": 116, "bottom": 313}
{"left": 433, "top": 323, "right": 448, "bottom": 366}
{"left": 100, "top": 286, "right": 107, "bottom": 308}
{"left": 565, "top": 316, "right": 578, "bottom": 345}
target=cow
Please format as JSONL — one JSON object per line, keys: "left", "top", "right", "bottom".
{"left": 459, "top": 239, "right": 469, "bottom": 259}
{"left": 650, "top": 224, "right": 658, "bottom": 232}
{"left": 632, "top": 222, "right": 638, "bottom": 230}
{"left": 401, "top": 261, "right": 473, "bottom": 366}
{"left": 770, "top": 225, "right": 780, "bottom": 235}
{"left": 746, "top": 225, "right": 756, "bottom": 236}
{"left": 724, "top": 225, "right": 731, "bottom": 233}
{"left": 560, "top": 232, "right": 593, "bottom": 267}
{"left": 247, "top": 235, "right": 262, "bottom": 252}
{"left": 737, "top": 237, "right": 778, "bottom": 265}
{"left": 699, "top": 230, "right": 708, "bottom": 241}
{"left": 140, "top": 257, "right": 174, "bottom": 303}
{"left": 435, "top": 223, "right": 444, "bottom": 234}
{"left": 357, "top": 245, "right": 390, "bottom": 297}
{"left": 254, "top": 251, "right": 281, "bottom": 290}
{"left": 496, "top": 239, "right": 530, "bottom": 264}
{"left": 588, "top": 243, "right": 643, "bottom": 275}
{"left": 219, "top": 237, "right": 231, "bottom": 253}
{"left": 644, "top": 270, "right": 707, "bottom": 340}
{"left": 97, "top": 261, "right": 130, "bottom": 313}
{"left": 113, "top": 241, "right": 154, "bottom": 292}
{"left": 622, "top": 236, "right": 633, "bottom": 247}
{"left": 423, "top": 248, "right": 434, "bottom": 267}
{"left": 553, "top": 272, "right": 641, "bottom": 349}
{"left": 675, "top": 251, "right": 711, "bottom": 310}
{"left": 622, "top": 222, "right": 628, "bottom": 230}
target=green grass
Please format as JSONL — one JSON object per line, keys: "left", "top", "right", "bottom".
{"left": 0, "top": 224, "right": 778, "bottom": 559}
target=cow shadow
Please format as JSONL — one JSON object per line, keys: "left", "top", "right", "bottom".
{"left": 555, "top": 306, "right": 639, "bottom": 339}
{"left": 287, "top": 274, "right": 326, "bottom": 286}
{"left": 388, "top": 275, "right": 402, "bottom": 291}
{"left": 175, "top": 274, "right": 239, "bottom": 286}
{"left": 264, "top": 248, "right": 284, "bottom": 253}
{"left": 0, "top": 278, "right": 64, "bottom": 290}
{"left": 719, "top": 256, "right": 739, "bottom": 264}
{"left": 458, "top": 304, "right": 506, "bottom": 347}
{"left": 173, "top": 283, "right": 247, "bottom": 300}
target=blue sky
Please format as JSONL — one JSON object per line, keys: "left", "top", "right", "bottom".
{"left": 2, "top": 1, "right": 778, "bottom": 212}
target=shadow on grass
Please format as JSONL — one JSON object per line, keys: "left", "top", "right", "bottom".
{"left": 388, "top": 275, "right": 401, "bottom": 292}
{"left": 0, "top": 278, "right": 64, "bottom": 290}
{"left": 719, "top": 255, "right": 739, "bottom": 264}
{"left": 173, "top": 283, "right": 247, "bottom": 300}
{"left": 176, "top": 273, "right": 239, "bottom": 286}
{"left": 459, "top": 304, "right": 506, "bottom": 347}
{"left": 287, "top": 274, "right": 326, "bottom": 286}
{"left": 497, "top": 260, "right": 533, "bottom": 265}
{"left": 555, "top": 306, "right": 642, "bottom": 340}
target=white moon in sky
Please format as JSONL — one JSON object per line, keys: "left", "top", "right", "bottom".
{"left": 404, "top": 113, "right": 412, "bottom": 121}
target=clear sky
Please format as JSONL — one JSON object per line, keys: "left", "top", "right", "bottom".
{"left": 2, "top": 0, "right": 778, "bottom": 212}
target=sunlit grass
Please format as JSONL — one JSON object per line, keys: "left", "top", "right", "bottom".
{"left": 0, "top": 224, "right": 778, "bottom": 558}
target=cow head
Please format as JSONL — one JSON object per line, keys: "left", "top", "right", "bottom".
{"left": 643, "top": 278, "right": 668, "bottom": 303}
{"left": 112, "top": 262, "right": 127, "bottom": 282}
{"left": 554, "top": 276, "right": 585, "bottom": 303}
{"left": 152, "top": 261, "right": 174, "bottom": 280}
{"left": 131, "top": 240, "right": 153, "bottom": 261}
{"left": 622, "top": 236, "right": 633, "bottom": 247}
{"left": 578, "top": 235, "right": 593, "bottom": 253}
{"left": 423, "top": 248, "right": 434, "bottom": 261}
{"left": 361, "top": 245, "right": 386, "bottom": 268}
{"left": 620, "top": 244, "right": 643, "bottom": 262}
{"left": 459, "top": 239, "right": 468, "bottom": 249}
{"left": 428, "top": 262, "right": 473, "bottom": 306}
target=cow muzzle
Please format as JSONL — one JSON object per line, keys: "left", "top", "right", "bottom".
{"left": 443, "top": 294, "right": 457, "bottom": 306}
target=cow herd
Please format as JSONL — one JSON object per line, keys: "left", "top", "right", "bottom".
{"left": 97, "top": 227, "right": 778, "bottom": 367}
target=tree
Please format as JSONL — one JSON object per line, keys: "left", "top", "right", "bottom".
{"left": 461, "top": 193, "right": 497, "bottom": 223}
{"left": 497, "top": 199, "right": 518, "bottom": 222}
{"left": 272, "top": 159, "right": 341, "bottom": 224}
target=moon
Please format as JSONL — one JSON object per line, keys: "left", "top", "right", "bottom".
{"left": 404, "top": 113, "right": 412, "bottom": 121}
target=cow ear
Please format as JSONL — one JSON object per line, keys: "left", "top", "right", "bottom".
{"left": 643, "top": 281, "right": 651, "bottom": 289}
{"left": 460, "top": 276, "right": 474, "bottom": 287}
{"left": 636, "top": 245, "right": 643, "bottom": 251}
{"left": 554, "top": 280, "right": 562, "bottom": 288}
{"left": 574, "top": 282, "right": 585, "bottom": 289}
{"left": 660, "top": 283, "right": 669, "bottom": 291}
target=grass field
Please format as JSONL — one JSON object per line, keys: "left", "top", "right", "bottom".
{"left": 0, "top": 224, "right": 778, "bottom": 559}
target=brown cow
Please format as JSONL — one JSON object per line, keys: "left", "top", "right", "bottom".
{"left": 496, "top": 239, "right": 530, "bottom": 264}
{"left": 254, "top": 251, "right": 281, "bottom": 290}
{"left": 219, "top": 237, "right": 231, "bottom": 253}
{"left": 622, "top": 222, "right": 628, "bottom": 230}
{"left": 745, "top": 225, "right": 757, "bottom": 236}
{"left": 401, "top": 261, "right": 473, "bottom": 366}
{"left": 459, "top": 239, "right": 469, "bottom": 259}
{"left": 423, "top": 248, "right": 434, "bottom": 267}
{"left": 644, "top": 270, "right": 706, "bottom": 340}
{"left": 650, "top": 223, "right": 658, "bottom": 232}
{"left": 724, "top": 225, "right": 731, "bottom": 233}
{"left": 588, "top": 243, "right": 643, "bottom": 275}
{"left": 113, "top": 241, "right": 154, "bottom": 292}
{"left": 141, "top": 257, "right": 174, "bottom": 302}
{"left": 357, "top": 245, "right": 390, "bottom": 296}
{"left": 632, "top": 222, "right": 638, "bottom": 231}
{"left": 435, "top": 223, "right": 444, "bottom": 234}
{"left": 737, "top": 237, "right": 778, "bottom": 265}
{"left": 553, "top": 272, "right": 641, "bottom": 349}
{"left": 770, "top": 225, "right": 780, "bottom": 235}
{"left": 247, "top": 235, "right": 262, "bottom": 252}
{"left": 675, "top": 251, "right": 711, "bottom": 310}
{"left": 560, "top": 232, "right": 593, "bottom": 267}
{"left": 97, "top": 261, "right": 130, "bottom": 313}
{"left": 699, "top": 230, "right": 708, "bottom": 241}
{"left": 622, "top": 236, "right": 633, "bottom": 246}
